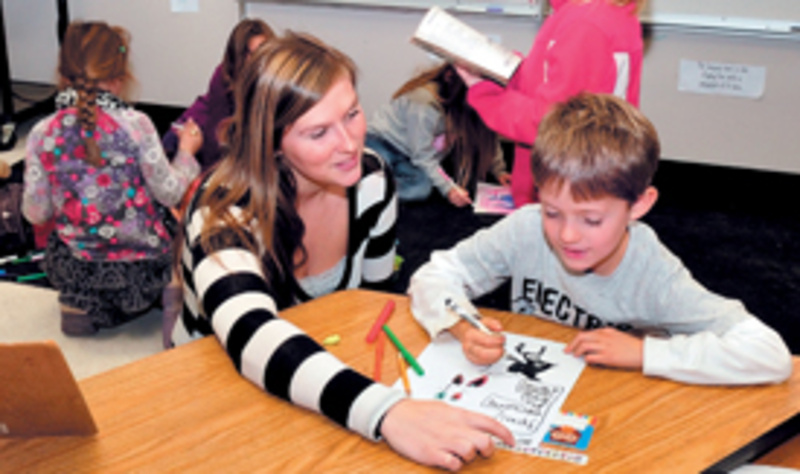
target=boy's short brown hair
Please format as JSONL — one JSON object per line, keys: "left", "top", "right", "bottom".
{"left": 531, "top": 93, "right": 660, "bottom": 204}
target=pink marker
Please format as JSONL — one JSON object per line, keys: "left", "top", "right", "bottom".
{"left": 366, "top": 300, "right": 395, "bottom": 343}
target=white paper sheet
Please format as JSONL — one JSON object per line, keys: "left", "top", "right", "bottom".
{"left": 398, "top": 332, "right": 585, "bottom": 449}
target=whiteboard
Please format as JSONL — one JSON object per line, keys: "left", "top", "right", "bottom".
{"left": 641, "top": 0, "right": 800, "bottom": 34}
{"left": 250, "top": 0, "right": 543, "bottom": 17}
{"left": 249, "top": 0, "right": 800, "bottom": 34}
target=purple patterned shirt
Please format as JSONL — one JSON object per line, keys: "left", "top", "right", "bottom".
{"left": 22, "top": 89, "right": 200, "bottom": 261}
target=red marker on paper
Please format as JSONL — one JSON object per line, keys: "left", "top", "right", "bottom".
{"left": 366, "top": 300, "right": 395, "bottom": 343}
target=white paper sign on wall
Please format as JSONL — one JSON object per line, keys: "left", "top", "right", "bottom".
{"left": 678, "top": 59, "right": 766, "bottom": 99}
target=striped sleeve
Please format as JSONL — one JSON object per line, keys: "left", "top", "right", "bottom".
{"left": 180, "top": 199, "right": 404, "bottom": 440}
{"left": 356, "top": 151, "right": 398, "bottom": 289}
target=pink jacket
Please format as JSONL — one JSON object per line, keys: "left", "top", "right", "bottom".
{"left": 467, "top": 0, "right": 643, "bottom": 206}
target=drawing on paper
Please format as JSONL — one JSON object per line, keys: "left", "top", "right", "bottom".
{"left": 506, "top": 343, "right": 554, "bottom": 381}
{"left": 400, "top": 333, "right": 585, "bottom": 449}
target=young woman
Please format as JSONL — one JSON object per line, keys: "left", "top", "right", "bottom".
{"left": 457, "top": 0, "right": 646, "bottom": 207}
{"left": 170, "top": 32, "right": 514, "bottom": 470}
{"left": 22, "top": 21, "right": 201, "bottom": 335}
{"left": 367, "top": 63, "right": 509, "bottom": 207}
{"left": 162, "top": 18, "right": 275, "bottom": 170}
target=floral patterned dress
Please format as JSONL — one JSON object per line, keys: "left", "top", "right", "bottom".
{"left": 22, "top": 89, "right": 200, "bottom": 327}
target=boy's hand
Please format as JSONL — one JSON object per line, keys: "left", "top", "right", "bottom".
{"left": 564, "top": 327, "right": 643, "bottom": 370}
{"left": 449, "top": 318, "right": 505, "bottom": 365}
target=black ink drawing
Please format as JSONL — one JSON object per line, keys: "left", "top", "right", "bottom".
{"left": 506, "top": 343, "right": 555, "bottom": 381}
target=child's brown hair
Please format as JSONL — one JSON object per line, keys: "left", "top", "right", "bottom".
{"left": 531, "top": 92, "right": 659, "bottom": 204}
{"left": 221, "top": 18, "right": 276, "bottom": 92}
{"left": 393, "top": 63, "right": 499, "bottom": 192}
{"left": 58, "top": 21, "right": 131, "bottom": 166}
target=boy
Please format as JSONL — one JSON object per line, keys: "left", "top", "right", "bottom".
{"left": 408, "top": 93, "right": 792, "bottom": 385}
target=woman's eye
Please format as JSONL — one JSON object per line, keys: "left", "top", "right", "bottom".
{"left": 544, "top": 210, "right": 559, "bottom": 219}
{"left": 309, "top": 127, "right": 327, "bottom": 139}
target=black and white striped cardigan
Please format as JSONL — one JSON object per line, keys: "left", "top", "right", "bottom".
{"left": 171, "top": 151, "right": 404, "bottom": 440}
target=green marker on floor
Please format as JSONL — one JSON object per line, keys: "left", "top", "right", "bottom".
{"left": 16, "top": 272, "right": 47, "bottom": 282}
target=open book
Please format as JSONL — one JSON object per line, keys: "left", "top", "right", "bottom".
{"left": 411, "top": 6, "right": 522, "bottom": 84}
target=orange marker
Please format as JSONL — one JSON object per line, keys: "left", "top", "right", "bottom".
{"left": 373, "top": 331, "right": 386, "bottom": 382}
{"left": 397, "top": 352, "right": 411, "bottom": 395}
{"left": 366, "top": 300, "right": 395, "bottom": 343}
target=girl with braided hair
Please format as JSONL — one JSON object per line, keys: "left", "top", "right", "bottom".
{"left": 22, "top": 21, "right": 202, "bottom": 335}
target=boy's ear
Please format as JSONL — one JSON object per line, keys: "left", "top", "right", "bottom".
{"left": 630, "top": 186, "right": 658, "bottom": 221}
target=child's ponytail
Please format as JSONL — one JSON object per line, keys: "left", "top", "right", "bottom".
{"left": 57, "top": 21, "right": 130, "bottom": 167}
{"left": 73, "top": 75, "right": 102, "bottom": 166}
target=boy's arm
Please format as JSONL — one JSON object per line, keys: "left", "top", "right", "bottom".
{"left": 643, "top": 316, "right": 792, "bottom": 385}
{"left": 640, "top": 262, "right": 792, "bottom": 385}
{"left": 409, "top": 208, "right": 531, "bottom": 337}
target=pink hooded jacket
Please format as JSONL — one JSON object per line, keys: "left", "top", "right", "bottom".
{"left": 467, "top": 0, "right": 643, "bottom": 206}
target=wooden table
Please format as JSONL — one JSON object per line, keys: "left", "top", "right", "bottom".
{"left": 1, "top": 289, "right": 798, "bottom": 473}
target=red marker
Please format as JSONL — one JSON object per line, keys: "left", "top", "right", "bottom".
{"left": 366, "top": 300, "right": 395, "bottom": 343}
{"left": 373, "top": 331, "right": 386, "bottom": 382}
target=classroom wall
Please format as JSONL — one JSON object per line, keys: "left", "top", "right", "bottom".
{"left": 4, "top": 0, "right": 239, "bottom": 106}
{"left": 5, "top": 1, "right": 799, "bottom": 174}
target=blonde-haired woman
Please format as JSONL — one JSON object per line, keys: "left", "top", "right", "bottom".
{"left": 171, "top": 32, "right": 514, "bottom": 470}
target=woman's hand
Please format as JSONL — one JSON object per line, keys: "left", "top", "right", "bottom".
{"left": 449, "top": 318, "right": 505, "bottom": 365}
{"left": 177, "top": 118, "right": 203, "bottom": 156}
{"left": 565, "top": 327, "right": 644, "bottom": 369}
{"left": 380, "top": 398, "right": 515, "bottom": 471}
{"left": 447, "top": 185, "right": 473, "bottom": 207}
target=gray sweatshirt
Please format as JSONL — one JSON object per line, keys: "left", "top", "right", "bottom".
{"left": 367, "top": 86, "right": 506, "bottom": 196}
{"left": 409, "top": 204, "right": 792, "bottom": 385}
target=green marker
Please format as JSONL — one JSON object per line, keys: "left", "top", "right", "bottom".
{"left": 382, "top": 324, "right": 424, "bottom": 376}
{"left": 16, "top": 272, "right": 47, "bottom": 282}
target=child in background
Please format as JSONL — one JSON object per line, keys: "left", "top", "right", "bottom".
{"left": 366, "top": 63, "right": 510, "bottom": 207}
{"left": 22, "top": 21, "right": 201, "bottom": 335}
{"left": 409, "top": 93, "right": 792, "bottom": 386}
{"left": 162, "top": 18, "right": 275, "bottom": 170}
{"left": 457, "top": 0, "right": 645, "bottom": 207}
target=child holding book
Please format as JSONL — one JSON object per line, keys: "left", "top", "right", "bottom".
{"left": 366, "top": 63, "right": 509, "bottom": 207}
{"left": 457, "top": 0, "right": 645, "bottom": 207}
{"left": 22, "top": 21, "right": 202, "bottom": 335}
{"left": 171, "top": 32, "right": 514, "bottom": 470}
{"left": 409, "top": 93, "right": 792, "bottom": 385}
{"left": 162, "top": 18, "right": 275, "bottom": 170}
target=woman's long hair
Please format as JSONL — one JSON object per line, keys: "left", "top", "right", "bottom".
{"left": 196, "top": 32, "right": 357, "bottom": 307}
{"left": 393, "top": 63, "right": 498, "bottom": 192}
{"left": 57, "top": 21, "right": 131, "bottom": 167}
